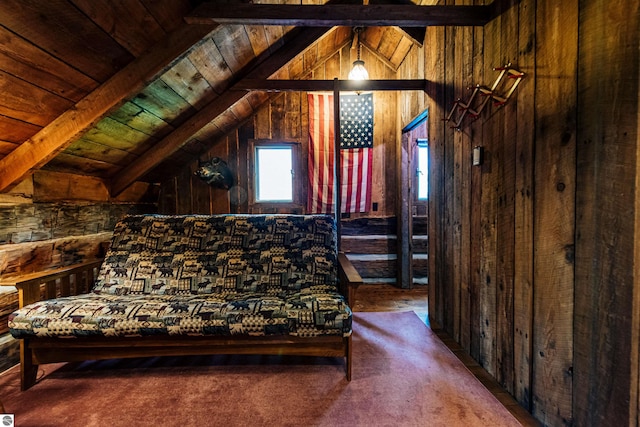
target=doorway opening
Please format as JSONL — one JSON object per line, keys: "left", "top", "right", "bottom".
{"left": 402, "top": 110, "right": 429, "bottom": 286}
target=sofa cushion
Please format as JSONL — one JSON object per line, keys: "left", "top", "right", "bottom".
{"left": 91, "top": 214, "right": 338, "bottom": 296}
{"left": 8, "top": 287, "right": 352, "bottom": 339}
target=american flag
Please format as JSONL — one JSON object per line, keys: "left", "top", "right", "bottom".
{"left": 307, "top": 92, "right": 373, "bottom": 213}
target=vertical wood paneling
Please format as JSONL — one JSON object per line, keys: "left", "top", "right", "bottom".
{"left": 532, "top": 1, "right": 577, "bottom": 425}
{"left": 271, "top": 95, "right": 286, "bottom": 139}
{"left": 496, "top": 0, "right": 518, "bottom": 395}
{"left": 478, "top": 2, "right": 500, "bottom": 377}
{"left": 175, "top": 168, "right": 191, "bottom": 214}
{"left": 426, "top": 22, "right": 446, "bottom": 329}
{"left": 513, "top": 0, "right": 535, "bottom": 411}
{"left": 451, "top": 6, "right": 463, "bottom": 342}
{"left": 397, "top": 132, "right": 412, "bottom": 289}
{"left": 159, "top": 177, "right": 177, "bottom": 214}
{"left": 210, "top": 137, "right": 232, "bottom": 214}
{"left": 468, "top": 0, "right": 485, "bottom": 362}
{"left": 457, "top": 0, "right": 474, "bottom": 354}
{"left": 574, "top": 0, "right": 640, "bottom": 426}
{"left": 190, "top": 160, "right": 212, "bottom": 214}
{"left": 442, "top": 0, "right": 456, "bottom": 335}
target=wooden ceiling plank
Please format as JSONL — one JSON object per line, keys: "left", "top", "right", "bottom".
{"left": 160, "top": 57, "right": 217, "bottom": 110}
{"left": 44, "top": 152, "right": 118, "bottom": 178}
{"left": 377, "top": 27, "right": 404, "bottom": 60}
{"left": 246, "top": 25, "right": 271, "bottom": 58}
{"left": 132, "top": 79, "right": 197, "bottom": 126}
{"left": 140, "top": 0, "right": 194, "bottom": 33}
{"left": 192, "top": 121, "right": 224, "bottom": 145}
{"left": 83, "top": 117, "right": 158, "bottom": 154}
{"left": 110, "top": 102, "right": 175, "bottom": 139}
{"left": 369, "top": 0, "right": 426, "bottom": 45}
{"left": 363, "top": 27, "right": 385, "bottom": 51}
{"left": 389, "top": 35, "right": 415, "bottom": 67}
{"left": 0, "top": 23, "right": 218, "bottom": 193}
{"left": 0, "top": 0, "right": 133, "bottom": 82}
{"left": 0, "top": 70, "right": 74, "bottom": 127}
{"left": 0, "top": 26, "right": 98, "bottom": 102}
{"left": 188, "top": 38, "right": 234, "bottom": 95}
{"left": 361, "top": 41, "right": 398, "bottom": 71}
{"left": 186, "top": 4, "right": 492, "bottom": 27}
{"left": 109, "top": 26, "right": 333, "bottom": 196}
{"left": 0, "top": 141, "right": 19, "bottom": 157}
{"left": 64, "top": 138, "right": 140, "bottom": 168}
{"left": 70, "top": 0, "right": 166, "bottom": 57}
{"left": 264, "top": 25, "right": 285, "bottom": 54}
{"left": 0, "top": 115, "right": 41, "bottom": 144}
{"left": 396, "top": 26, "right": 426, "bottom": 47}
{"left": 211, "top": 25, "right": 256, "bottom": 74}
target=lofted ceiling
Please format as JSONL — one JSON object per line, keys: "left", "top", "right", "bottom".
{"left": 0, "top": 0, "right": 491, "bottom": 197}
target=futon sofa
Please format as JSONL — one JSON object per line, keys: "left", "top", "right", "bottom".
{"left": 7, "top": 214, "right": 361, "bottom": 390}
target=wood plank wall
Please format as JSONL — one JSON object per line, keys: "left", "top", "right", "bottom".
{"left": 0, "top": 170, "right": 157, "bottom": 371}
{"left": 155, "top": 3, "right": 640, "bottom": 423}
{"left": 574, "top": 1, "right": 640, "bottom": 426}
{"left": 397, "top": 0, "right": 639, "bottom": 426}
{"left": 159, "top": 45, "right": 399, "bottom": 219}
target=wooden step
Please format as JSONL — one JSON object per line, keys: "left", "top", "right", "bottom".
{"left": 412, "top": 235, "right": 428, "bottom": 253}
{"left": 345, "top": 253, "right": 397, "bottom": 278}
{"left": 413, "top": 253, "right": 429, "bottom": 277}
{"left": 341, "top": 235, "right": 396, "bottom": 254}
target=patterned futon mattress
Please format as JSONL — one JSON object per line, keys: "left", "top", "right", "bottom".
{"left": 9, "top": 214, "right": 352, "bottom": 339}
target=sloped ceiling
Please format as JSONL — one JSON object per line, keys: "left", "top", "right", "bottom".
{"left": 0, "top": 0, "right": 488, "bottom": 196}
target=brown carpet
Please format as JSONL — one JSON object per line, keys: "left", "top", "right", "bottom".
{"left": 0, "top": 311, "right": 521, "bottom": 427}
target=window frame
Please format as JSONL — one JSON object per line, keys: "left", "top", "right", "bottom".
{"left": 248, "top": 139, "right": 303, "bottom": 211}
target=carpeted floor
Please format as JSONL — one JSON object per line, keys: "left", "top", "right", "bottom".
{"left": 0, "top": 311, "right": 521, "bottom": 427}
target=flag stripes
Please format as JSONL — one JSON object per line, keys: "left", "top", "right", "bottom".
{"left": 308, "top": 93, "right": 373, "bottom": 214}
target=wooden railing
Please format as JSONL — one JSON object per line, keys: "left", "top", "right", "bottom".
{"left": 0, "top": 260, "right": 103, "bottom": 308}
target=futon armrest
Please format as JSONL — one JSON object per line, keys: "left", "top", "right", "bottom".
{"left": 338, "top": 252, "right": 362, "bottom": 306}
{"left": 0, "top": 260, "right": 103, "bottom": 307}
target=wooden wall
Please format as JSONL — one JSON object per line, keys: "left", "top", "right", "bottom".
{"left": 396, "top": 0, "right": 639, "bottom": 426}
{"left": 0, "top": 170, "right": 157, "bottom": 371}
{"left": 159, "top": 45, "right": 399, "bottom": 219}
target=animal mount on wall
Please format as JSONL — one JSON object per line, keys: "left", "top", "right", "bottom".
{"left": 194, "top": 157, "right": 234, "bottom": 190}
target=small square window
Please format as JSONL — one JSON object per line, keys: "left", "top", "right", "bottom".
{"left": 256, "top": 146, "right": 293, "bottom": 202}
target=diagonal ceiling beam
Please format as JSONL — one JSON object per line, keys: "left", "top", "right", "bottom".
{"left": 185, "top": 4, "right": 492, "bottom": 27}
{"left": 109, "top": 26, "right": 333, "bottom": 197}
{"left": 0, "top": 23, "right": 218, "bottom": 193}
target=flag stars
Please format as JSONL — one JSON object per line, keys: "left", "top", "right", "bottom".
{"left": 339, "top": 94, "right": 374, "bottom": 149}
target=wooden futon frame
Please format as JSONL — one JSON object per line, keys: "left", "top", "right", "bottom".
{"left": 4, "top": 253, "right": 361, "bottom": 391}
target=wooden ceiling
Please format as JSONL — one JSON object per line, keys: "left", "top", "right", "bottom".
{"left": 0, "top": 0, "right": 491, "bottom": 196}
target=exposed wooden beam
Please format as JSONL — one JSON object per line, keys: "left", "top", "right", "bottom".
{"left": 109, "top": 27, "right": 333, "bottom": 197}
{"left": 0, "top": 23, "right": 218, "bottom": 193}
{"left": 233, "top": 79, "right": 429, "bottom": 92}
{"left": 186, "top": 4, "right": 492, "bottom": 27}
{"left": 369, "top": 0, "right": 426, "bottom": 46}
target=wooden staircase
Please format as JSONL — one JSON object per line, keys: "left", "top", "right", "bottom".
{"left": 340, "top": 217, "right": 428, "bottom": 286}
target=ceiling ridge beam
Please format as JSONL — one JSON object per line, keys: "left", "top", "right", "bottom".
{"left": 109, "top": 26, "right": 334, "bottom": 197}
{"left": 185, "top": 4, "right": 492, "bottom": 27}
{"left": 0, "top": 23, "right": 218, "bottom": 193}
{"left": 232, "top": 79, "right": 429, "bottom": 92}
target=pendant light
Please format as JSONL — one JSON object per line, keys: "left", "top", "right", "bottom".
{"left": 348, "top": 27, "right": 369, "bottom": 80}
